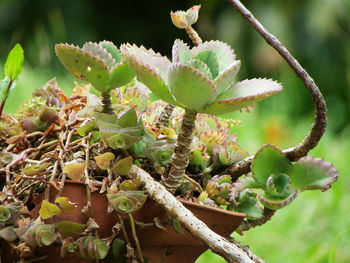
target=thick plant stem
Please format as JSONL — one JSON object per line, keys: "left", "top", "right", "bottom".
{"left": 223, "top": 0, "right": 328, "bottom": 178}
{"left": 132, "top": 165, "right": 254, "bottom": 263}
{"left": 101, "top": 92, "right": 113, "bottom": 114}
{"left": 162, "top": 110, "right": 196, "bottom": 192}
{"left": 186, "top": 26, "right": 203, "bottom": 46}
{"left": 156, "top": 103, "right": 175, "bottom": 128}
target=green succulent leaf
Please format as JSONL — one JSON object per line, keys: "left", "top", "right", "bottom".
{"left": 251, "top": 144, "right": 292, "bottom": 186}
{"left": 266, "top": 174, "right": 293, "bottom": 198}
{"left": 39, "top": 200, "right": 62, "bottom": 219}
{"left": 107, "top": 190, "right": 147, "bottom": 214}
{"left": 63, "top": 163, "right": 86, "bottom": 181}
{"left": 77, "top": 120, "right": 97, "bottom": 137}
{"left": 172, "top": 39, "right": 192, "bottom": 63}
{"left": 188, "top": 59, "right": 213, "bottom": 79}
{"left": 94, "top": 152, "right": 115, "bottom": 170}
{"left": 76, "top": 236, "right": 109, "bottom": 260}
{"left": 21, "top": 163, "right": 50, "bottom": 176}
{"left": 192, "top": 50, "right": 219, "bottom": 79}
{"left": 213, "top": 60, "right": 241, "bottom": 95}
{"left": 119, "top": 176, "right": 141, "bottom": 190}
{"left": 168, "top": 63, "right": 217, "bottom": 111}
{"left": 258, "top": 191, "right": 298, "bottom": 210}
{"left": 109, "top": 61, "right": 135, "bottom": 89}
{"left": 55, "top": 197, "right": 77, "bottom": 212}
{"left": 5, "top": 43, "right": 24, "bottom": 81}
{"left": 99, "top": 41, "right": 123, "bottom": 63}
{"left": 35, "top": 224, "right": 58, "bottom": 247}
{"left": 112, "top": 156, "right": 133, "bottom": 175}
{"left": 234, "top": 190, "right": 263, "bottom": 220}
{"left": 55, "top": 43, "right": 110, "bottom": 92}
{"left": 191, "top": 40, "right": 236, "bottom": 74}
{"left": 290, "top": 157, "right": 338, "bottom": 191}
{"left": 83, "top": 41, "right": 116, "bottom": 69}
{"left": 0, "top": 206, "right": 11, "bottom": 223}
{"left": 117, "top": 108, "right": 138, "bottom": 128}
{"left": 203, "top": 78, "right": 282, "bottom": 115}
{"left": 120, "top": 44, "right": 177, "bottom": 105}
{"left": 56, "top": 221, "right": 86, "bottom": 236}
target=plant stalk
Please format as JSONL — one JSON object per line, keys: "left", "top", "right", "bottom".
{"left": 101, "top": 92, "right": 113, "bottom": 114}
{"left": 128, "top": 213, "right": 144, "bottom": 263}
{"left": 162, "top": 110, "right": 197, "bottom": 192}
{"left": 223, "top": 0, "right": 328, "bottom": 178}
{"left": 186, "top": 26, "right": 203, "bottom": 46}
{"left": 156, "top": 103, "right": 175, "bottom": 128}
{"left": 0, "top": 79, "right": 13, "bottom": 120}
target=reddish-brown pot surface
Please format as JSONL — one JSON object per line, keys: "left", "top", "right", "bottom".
{"left": 8, "top": 181, "right": 245, "bottom": 263}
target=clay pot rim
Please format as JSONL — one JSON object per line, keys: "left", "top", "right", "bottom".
{"left": 60, "top": 180, "right": 246, "bottom": 218}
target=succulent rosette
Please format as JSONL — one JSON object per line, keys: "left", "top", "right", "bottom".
{"left": 121, "top": 39, "right": 282, "bottom": 115}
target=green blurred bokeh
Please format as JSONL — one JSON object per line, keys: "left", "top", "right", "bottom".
{"left": 1, "top": 0, "right": 349, "bottom": 262}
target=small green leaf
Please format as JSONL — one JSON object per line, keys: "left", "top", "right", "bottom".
{"left": 39, "top": 200, "right": 62, "bottom": 219}
{"left": 83, "top": 41, "right": 115, "bottom": 69}
{"left": 117, "top": 108, "right": 138, "bottom": 128}
{"left": 109, "top": 61, "right": 135, "bottom": 89}
{"left": 56, "top": 221, "right": 86, "bottom": 236}
{"left": 112, "top": 156, "right": 133, "bottom": 175}
{"left": 120, "top": 44, "right": 178, "bottom": 105}
{"left": 4, "top": 43, "right": 24, "bottom": 81}
{"left": 290, "top": 157, "right": 338, "bottom": 191}
{"left": 35, "top": 224, "right": 57, "bottom": 247}
{"left": 99, "top": 41, "right": 123, "bottom": 63}
{"left": 94, "top": 152, "right": 115, "bottom": 170}
{"left": 234, "top": 190, "right": 263, "bottom": 220}
{"left": 188, "top": 59, "right": 213, "bottom": 79}
{"left": 119, "top": 176, "right": 141, "bottom": 190}
{"left": 193, "top": 50, "right": 219, "bottom": 79}
{"left": 77, "top": 120, "right": 97, "bottom": 137}
{"left": 251, "top": 144, "right": 293, "bottom": 186}
{"left": 63, "top": 163, "right": 86, "bottom": 181}
{"left": 55, "top": 43, "right": 110, "bottom": 92}
{"left": 21, "top": 163, "right": 50, "bottom": 176}
{"left": 203, "top": 78, "right": 282, "bottom": 115}
{"left": 214, "top": 60, "right": 240, "bottom": 95}
{"left": 172, "top": 39, "right": 192, "bottom": 63}
{"left": 94, "top": 239, "right": 109, "bottom": 259}
{"left": 192, "top": 40, "right": 236, "bottom": 74}
{"left": 168, "top": 64, "right": 217, "bottom": 111}
{"left": 55, "top": 197, "right": 77, "bottom": 212}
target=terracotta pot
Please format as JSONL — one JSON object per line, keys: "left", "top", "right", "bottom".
{"left": 10, "top": 181, "right": 245, "bottom": 263}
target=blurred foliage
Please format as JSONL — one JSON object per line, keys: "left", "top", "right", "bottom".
{"left": 0, "top": 0, "right": 349, "bottom": 132}
{"left": 0, "top": 0, "right": 349, "bottom": 262}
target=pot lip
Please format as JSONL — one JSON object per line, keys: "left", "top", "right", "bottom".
{"left": 61, "top": 180, "right": 246, "bottom": 218}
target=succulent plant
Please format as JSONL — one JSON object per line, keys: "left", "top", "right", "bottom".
{"left": 55, "top": 41, "right": 135, "bottom": 113}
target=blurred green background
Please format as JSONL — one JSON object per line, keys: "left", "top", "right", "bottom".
{"left": 1, "top": 0, "right": 349, "bottom": 262}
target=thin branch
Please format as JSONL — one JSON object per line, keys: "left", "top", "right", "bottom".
{"left": 224, "top": 0, "right": 328, "bottom": 178}
{"left": 132, "top": 165, "right": 254, "bottom": 263}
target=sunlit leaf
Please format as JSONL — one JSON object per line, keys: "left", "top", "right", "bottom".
{"left": 112, "top": 156, "right": 133, "bottom": 175}
{"left": 56, "top": 221, "right": 86, "bottom": 236}
{"left": 39, "top": 200, "right": 61, "bottom": 219}
{"left": 107, "top": 190, "right": 147, "bottom": 214}
{"left": 94, "top": 152, "right": 115, "bottom": 170}
{"left": 63, "top": 163, "right": 86, "bottom": 181}
{"left": 4, "top": 43, "right": 24, "bottom": 81}
{"left": 55, "top": 197, "right": 77, "bottom": 212}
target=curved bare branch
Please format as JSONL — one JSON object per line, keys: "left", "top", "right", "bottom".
{"left": 224, "top": 0, "right": 327, "bottom": 178}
